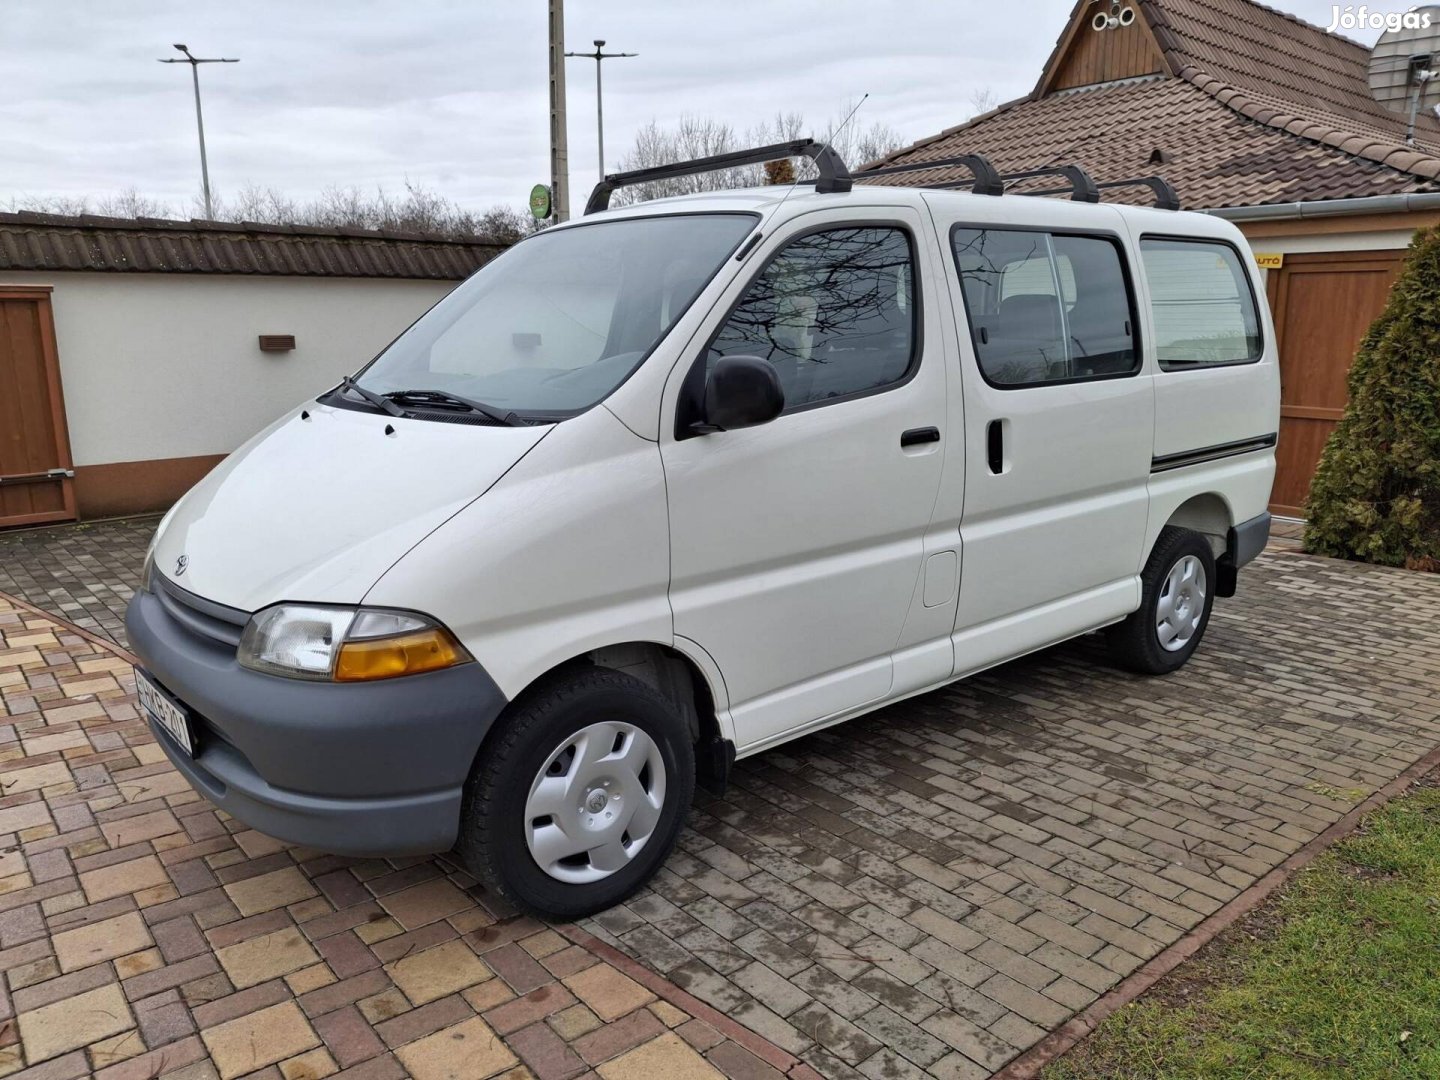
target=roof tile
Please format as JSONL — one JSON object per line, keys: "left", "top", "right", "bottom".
{"left": 0, "top": 213, "right": 505, "bottom": 279}
{"left": 869, "top": 0, "right": 1440, "bottom": 208}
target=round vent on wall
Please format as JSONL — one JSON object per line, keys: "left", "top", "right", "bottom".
{"left": 1367, "top": 6, "right": 1440, "bottom": 140}
{"left": 1090, "top": 1, "right": 1136, "bottom": 31}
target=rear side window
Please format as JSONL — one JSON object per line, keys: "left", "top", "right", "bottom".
{"left": 1139, "top": 238, "right": 1262, "bottom": 368}
{"left": 951, "top": 228, "right": 1137, "bottom": 387}
{"left": 708, "top": 226, "right": 917, "bottom": 410}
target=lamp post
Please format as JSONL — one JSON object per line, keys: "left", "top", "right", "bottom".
{"left": 158, "top": 44, "right": 238, "bottom": 219}
{"left": 565, "top": 40, "right": 636, "bottom": 179}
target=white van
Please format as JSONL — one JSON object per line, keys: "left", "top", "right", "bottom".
{"left": 127, "top": 142, "right": 1278, "bottom": 918}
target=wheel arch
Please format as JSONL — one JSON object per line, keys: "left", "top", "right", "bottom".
{"left": 474, "top": 638, "right": 733, "bottom": 790}
{"left": 1149, "top": 490, "right": 1252, "bottom": 598}
{"left": 1161, "top": 492, "right": 1234, "bottom": 558}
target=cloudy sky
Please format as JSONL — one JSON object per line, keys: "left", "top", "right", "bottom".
{"left": 2, "top": 0, "right": 1370, "bottom": 218}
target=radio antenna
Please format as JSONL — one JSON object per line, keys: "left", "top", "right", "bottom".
{"left": 771, "top": 93, "right": 869, "bottom": 216}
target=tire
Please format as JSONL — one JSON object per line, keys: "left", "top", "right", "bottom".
{"left": 456, "top": 666, "right": 694, "bottom": 919}
{"left": 1106, "top": 526, "right": 1216, "bottom": 675}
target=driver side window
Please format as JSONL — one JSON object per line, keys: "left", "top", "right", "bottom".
{"left": 708, "top": 226, "right": 918, "bottom": 410}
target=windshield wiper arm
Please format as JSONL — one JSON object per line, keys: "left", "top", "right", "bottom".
{"left": 383, "top": 389, "right": 526, "bottom": 427}
{"left": 338, "top": 375, "right": 405, "bottom": 417}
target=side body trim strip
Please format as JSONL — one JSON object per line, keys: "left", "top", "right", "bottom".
{"left": 1151, "top": 433, "right": 1277, "bottom": 473}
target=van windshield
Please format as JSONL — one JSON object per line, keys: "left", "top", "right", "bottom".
{"left": 353, "top": 213, "right": 756, "bottom": 419}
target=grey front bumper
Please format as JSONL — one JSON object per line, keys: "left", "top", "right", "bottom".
{"left": 126, "top": 588, "right": 507, "bottom": 856}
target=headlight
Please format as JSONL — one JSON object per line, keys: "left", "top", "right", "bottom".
{"left": 238, "top": 605, "right": 470, "bottom": 682}
{"left": 139, "top": 552, "right": 156, "bottom": 593}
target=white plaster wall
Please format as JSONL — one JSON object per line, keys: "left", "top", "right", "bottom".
{"left": 1238, "top": 227, "right": 1415, "bottom": 256}
{"left": 0, "top": 272, "right": 453, "bottom": 466}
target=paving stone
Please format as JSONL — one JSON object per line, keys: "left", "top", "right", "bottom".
{"left": 506, "top": 1020, "right": 586, "bottom": 1079}
{"left": 562, "top": 964, "right": 654, "bottom": 1023}
{"left": 386, "top": 939, "right": 492, "bottom": 1006}
{"left": 201, "top": 1000, "right": 320, "bottom": 1079}
{"left": 704, "top": 1040, "right": 783, "bottom": 1079}
{"left": 51, "top": 910, "right": 150, "bottom": 972}
{"left": 222, "top": 868, "right": 316, "bottom": 918}
{"left": 393, "top": 1016, "right": 517, "bottom": 1080}
{"left": 78, "top": 856, "right": 167, "bottom": 903}
{"left": 598, "top": 1032, "right": 723, "bottom": 1079}
{"left": 17, "top": 981, "right": 133, "bottom": 1063}
{"left": 215, "top": 927, "right": 320, "bottom": 989}
{"left": 375, "top": 879, "right": 471, "bottom": 931}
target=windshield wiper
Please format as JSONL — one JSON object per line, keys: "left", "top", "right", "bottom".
{"left": 383, "top": 389, "right": 527, "bottom": 427}
{"left": 338, "top": 375, "right": 405, "bottom": 417}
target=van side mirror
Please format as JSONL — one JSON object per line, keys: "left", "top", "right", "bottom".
{"left": 694, "top": 356, "right": 784, "bottom": 434}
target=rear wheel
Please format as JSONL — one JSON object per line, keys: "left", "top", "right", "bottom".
{"left": 456, "top": 666, "right": 694, "bottom": 919}
{"left": 1106, "top": 526, "right": 1215, "bottom": 675}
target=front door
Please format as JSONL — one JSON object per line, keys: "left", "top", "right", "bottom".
{"left": 0, "top": 287, "right": 75, "bottom": 529}
{"left": 1265, "top": 250, "right": 1404, "bottom": 517}
{"left": 662, "top": 209, "right": 949, "bottom": 753}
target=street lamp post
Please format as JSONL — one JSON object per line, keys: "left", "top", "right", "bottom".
{"left": 158, "top": 44, "right": 238, "bottom": 219}
{"left": 565, "top": 40, "right": 636, "bottom": 179}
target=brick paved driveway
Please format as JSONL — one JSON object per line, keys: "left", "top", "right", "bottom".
{"left": 0, "top": 597, "right": 811, "bottom": 1080}
{"left": 2, "top": 518, "right": 1439, "bottom": 1079}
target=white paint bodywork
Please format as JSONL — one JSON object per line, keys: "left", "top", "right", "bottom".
{"left": 147, "top": 184, "right": 1279, "bottom": 760}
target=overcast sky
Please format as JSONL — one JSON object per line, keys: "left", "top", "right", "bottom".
{"left": 2, "top": 0, "right": 1370, "bottom": 218}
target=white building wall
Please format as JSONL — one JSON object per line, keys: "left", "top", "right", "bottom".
{"left": 0, "top": 271, "right": 452, "bottom": 467}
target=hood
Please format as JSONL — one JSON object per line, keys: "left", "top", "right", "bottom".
{"left": 150, "top": 402, "right": 550, "bottom": 612}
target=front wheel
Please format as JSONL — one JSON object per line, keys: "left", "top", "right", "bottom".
{"left": 1106, "top": 526, "right": 1216, "bottom": 675}
{"left": 456, "top": 666, "right": 694, "bottom": 919}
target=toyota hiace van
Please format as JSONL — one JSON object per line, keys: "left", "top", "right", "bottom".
{"left": 127, "top": 141, "right": 1278, "bottom": 917}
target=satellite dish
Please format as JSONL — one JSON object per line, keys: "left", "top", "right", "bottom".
{"left": 1368, "top": 6, "right": 1440, "bottom": 141}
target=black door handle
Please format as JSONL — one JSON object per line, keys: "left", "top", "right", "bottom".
{"left": 901, "top": 427, "right": 940, "bottom": 447}
{"left": 987, "top": 420, "right": 1004, "bottom": 474}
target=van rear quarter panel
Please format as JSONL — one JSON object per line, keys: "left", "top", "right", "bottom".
{"left": 361, "top": 405, "right": 673, "bottom": 703}
{"left": 1121, "top": 210, "right": 1281, "bottom": 555}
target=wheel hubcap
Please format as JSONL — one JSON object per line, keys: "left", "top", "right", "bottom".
{"left": 1156, "top": 554, "right": 1207, "bottom": 653}
{"left": 524, "top": 722, "right": 666, "bottom": 884}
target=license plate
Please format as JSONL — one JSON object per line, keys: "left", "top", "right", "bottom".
{"left": 136, "top": 670, "right": 194, "bottom": 756}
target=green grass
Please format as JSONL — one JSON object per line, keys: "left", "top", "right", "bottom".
{"left": 1045, "top": 782, "right": 1440, "bottom": 1080}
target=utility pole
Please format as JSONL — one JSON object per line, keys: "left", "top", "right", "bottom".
{"left": 158, "top": 44, "right": 238, "bottom": 220}
{"left": 547, "top": 1, "right": 571, "bottom": 222}
{"left": 565, "top": 40, "right": 637, "bottom": 179}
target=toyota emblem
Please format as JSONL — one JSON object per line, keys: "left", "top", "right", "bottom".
{"left": 175, "top": 554, "right": 189, "bottom": 576}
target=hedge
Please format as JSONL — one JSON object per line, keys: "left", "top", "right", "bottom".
{"left": 1304, "top": 225, "right": 1440, "bottom": 570}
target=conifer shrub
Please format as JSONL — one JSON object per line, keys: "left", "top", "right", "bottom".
{"left": 1304, "top": 226, "right": 1440, "bottom": 571}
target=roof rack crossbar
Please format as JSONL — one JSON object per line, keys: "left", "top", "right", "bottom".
{"left": 1001, "top": 165, "right": 1101, "bottom": 203}
{"left": 584, "top": 139, "right": 852, "bottom": 215}
{"left": 1019, "top": 175, "right": 1181, "bottom": 210}
{"left": 1097, "top": 176, "right": 1181, "bottom": 210}
{"left": 857, "top": 154, "right": 1004, "bottom": 196}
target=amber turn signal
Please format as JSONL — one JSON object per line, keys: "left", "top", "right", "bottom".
{"left": 334, "top": 628, "right": 470, "bottom": 682}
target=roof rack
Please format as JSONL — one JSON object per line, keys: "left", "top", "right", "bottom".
{"left": 582, "top": 138, "right": 1180, "bottom": 215}
{"left": 1017, "top": 172, "right": 1180, "bottom": 211}
{"left": 999, "top": 165, "right": 1102, "bottom": 203}
{"left": 854, "top": 154, "right": 1005, "bottom": 196}
{"left": 584, "top": 139, "right": 853, "bottom": 215}
{"left": 1099, "top": 176, "right": 1181, "bottom": 211}
{"left": 860, "top": 154, "right": 1180, "bottom": 210}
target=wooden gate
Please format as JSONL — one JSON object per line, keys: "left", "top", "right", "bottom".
{"left": 0, "top": 287, "right": 76, "bottom": 528}
{"left": 1266, "top": 250, "right": 1406, "bottom": 518}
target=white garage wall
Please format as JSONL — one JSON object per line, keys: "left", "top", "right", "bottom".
{"left": 0, "top": 271, "right": 453, "bottom": 467}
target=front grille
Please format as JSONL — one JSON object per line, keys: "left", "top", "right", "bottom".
{"left": 152, "top": 573, "right": 248, "bottom": 649}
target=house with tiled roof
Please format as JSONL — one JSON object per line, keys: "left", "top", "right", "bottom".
{"left": 0, "top": 213, "right": 503, "bottom": 525}
{"left": 866, "top": 0, "right": 1440, "bottom": 517}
